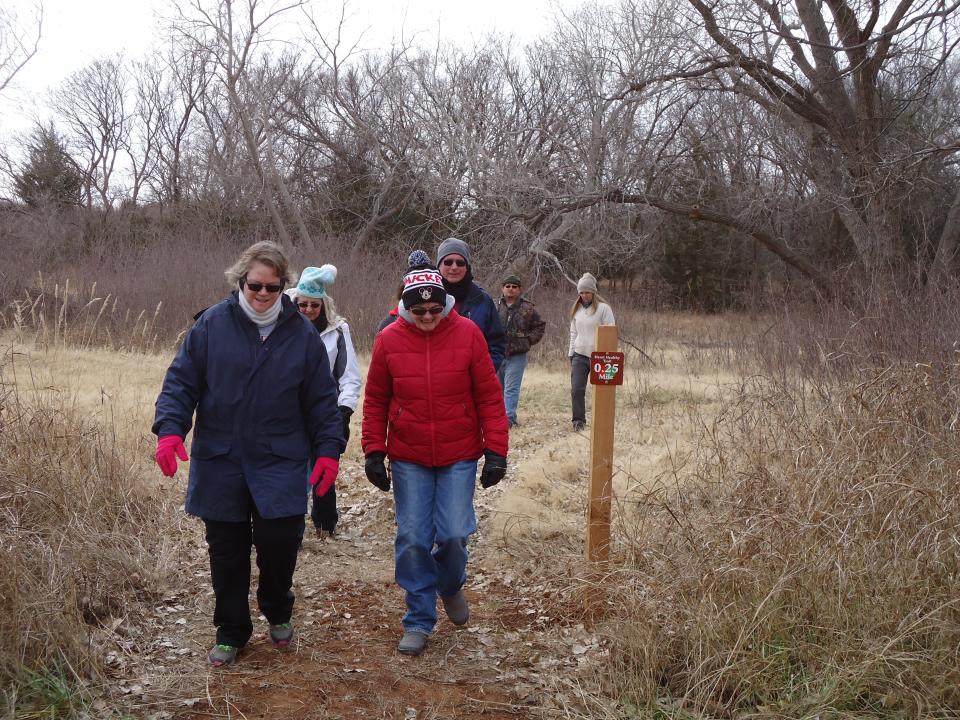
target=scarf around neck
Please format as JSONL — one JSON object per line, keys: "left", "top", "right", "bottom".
{"left": 443, "top": 268, "right": 474, "bottom": 305}
{"left": 238, "top": 290, "right": 283, "bottom": 327}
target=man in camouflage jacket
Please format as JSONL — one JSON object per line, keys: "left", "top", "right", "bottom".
{"left": 496, "top": 275, "right": 546, "bottom": 427}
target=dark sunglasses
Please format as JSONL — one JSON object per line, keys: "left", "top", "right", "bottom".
{"left": 441, "top": 258, "right": 467, "bottom": 267}
{"left": 410, "top": 306, "right": 444, "bottom": 316}
{"left": 297, "top": 301, "right": 321, "bottom": 309}
{"left": 503, "top": 284, "right": 520, "bottom": 289}
{"left": 243, "top": 280, "right": 284, "bottom": 293}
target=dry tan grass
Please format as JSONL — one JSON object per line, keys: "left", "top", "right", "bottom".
{"left": 0, "top": 338, "right": 182, "bottom": 717}
{"left": 491, "top": 327, "right": 738, "bottom": 552}
{"left": 0, "top": 276, "right": 165, "bottom": 355}
{"left": 594, "top": 364, "right": 960, "bottom": 717}
{"left": 490, "top": 306, "right": 960, "bottom": 718}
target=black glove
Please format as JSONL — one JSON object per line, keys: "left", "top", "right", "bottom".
{"left": 479, "top": 449, "right": 507, "bottom": 489}
{"left": 338, "top": 406, "right": 352, "bottom": 444}
{"left": 364, "top": 452, "right": 390, "bottom": 492}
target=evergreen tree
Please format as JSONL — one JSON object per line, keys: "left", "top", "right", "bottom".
{"left": 13, "top": 125, "right": 83, "bottom": 208}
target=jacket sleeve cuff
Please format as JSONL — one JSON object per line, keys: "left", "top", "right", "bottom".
{"left": 152, "top": 422, "right": 186, "bottom": 438}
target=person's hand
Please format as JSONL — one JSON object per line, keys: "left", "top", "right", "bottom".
{"left": 310, "top": 456, "right": 339, "bottom": 497}
{"left": 339, "top": 406, "right": 352, "bottom": 445}
{"left": 479, "top": 449, "right": 507, "bottom": 489}
{"left": 155, "top": 435, "right": 188, "bottom": 477}
{"left": 364, "top": 452, "right": 390, "bottom": 492}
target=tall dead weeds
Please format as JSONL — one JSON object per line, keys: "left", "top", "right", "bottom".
{"left": 607, "top": 358, "right": 960, "bottom": 716}
{"left": 0, "top": 347, "right": 178, "bottom": 708}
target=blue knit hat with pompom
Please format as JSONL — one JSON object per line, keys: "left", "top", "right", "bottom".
{"left": 296, "top": 264, "right": 337, "bottom": 299}
{"left": 407, "top": 249, "right": 431, "bottom": 268}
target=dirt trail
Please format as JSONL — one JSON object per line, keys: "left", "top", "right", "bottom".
{"left": 128, "top": 417, "right": 605, "bottom": 720}
{"left": 110, "top": 360, "right": 732, "bottom": 719}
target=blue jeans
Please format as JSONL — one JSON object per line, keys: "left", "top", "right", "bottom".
{"left": 391, "top": 459, "right": 478, "bottom": 635}
{"left": 497, "top": 353, "right": 529, "bottom": 425}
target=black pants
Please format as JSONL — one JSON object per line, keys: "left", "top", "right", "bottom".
{"left": 203, "top": 506, "right": 305, "bottom": 647}
{"left": 310, "top": 485, "right": 338, "bottom": 532}
{"left": 570, "top": 352, "right": 590, "bottom": 424}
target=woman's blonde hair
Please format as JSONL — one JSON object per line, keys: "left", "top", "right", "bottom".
{"left": 224, "top": 241, "right": 296, "bottom": 287}
{"left": 569, "top": 292, "right": 607, "bottom": 319}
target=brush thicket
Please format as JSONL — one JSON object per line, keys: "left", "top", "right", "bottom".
{"left": 0, "top": 348, "right": 177, "bottom": 706}
{"left": 606, "top": 361, "right": 960, "bottom": 716}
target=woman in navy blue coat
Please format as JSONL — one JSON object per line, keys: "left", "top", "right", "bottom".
{"left": 152, "top": 241, "right": 344, "bottom": 667}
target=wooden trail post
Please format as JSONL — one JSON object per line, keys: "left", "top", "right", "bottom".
{"left": 586, "top": 325, "right": 621, "bottom": 564}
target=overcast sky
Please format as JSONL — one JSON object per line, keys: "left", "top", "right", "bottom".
{"left": 0, "top": 0, "right": 577, "bottom": 136}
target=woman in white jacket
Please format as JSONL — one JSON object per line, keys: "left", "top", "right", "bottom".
{"left": 568, "top": 273, "right": 615, "bottom": 431}
{"left": 290, "top": 265, "right": 362, "bottom": 538}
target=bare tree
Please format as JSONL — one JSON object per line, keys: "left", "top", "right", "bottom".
{"left": 50, "top": 55, "right": 130, "bottom": 209}
{"left": 170, "top": 0, "right": 311, "bottom": 245}
{"left": 668, "top": 0, "right": 960, "bottom": 277}
{"left": 0, "top": 2, "right": 42, "bottom": 94}
{"left": 141, "top": 42, "right": 209, "bottom": 205}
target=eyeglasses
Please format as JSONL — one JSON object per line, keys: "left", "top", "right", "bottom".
{"left": 441, "top": 258, "right": 467, "bottom": 267}
{"left": 503, "top": 284, "right": 520, "bottom": 289}
{"left": 243, "top": 280, "right": 284, "bottom": 293}
{"left": 297, "top": 301, "right": 321, "bottom": 309}
{"left": 410, "top": 306, "right": 444, "bottom": 316}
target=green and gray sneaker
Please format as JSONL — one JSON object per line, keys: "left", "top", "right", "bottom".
{"left": 269, "top": 622, "right": 294, "bottom": 648}
{"left": 208, "top": 644, "right": 238, "bottom": 667}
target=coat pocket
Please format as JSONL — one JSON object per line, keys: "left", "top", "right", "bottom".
{"left": 192, "top": 435, "right": 232, "bottom": 459}
{"left": 267, "top": 434, "right": 310, "bottom": 461}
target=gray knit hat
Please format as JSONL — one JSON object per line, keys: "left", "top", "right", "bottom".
{"left": 577, "top": 272, "right": 598, "bottom": 293}
{"left": 436, "top": 237, "right": 472, "bottom": 267}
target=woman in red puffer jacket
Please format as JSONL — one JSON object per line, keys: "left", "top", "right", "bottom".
{"left": 362, "top": 264, "right": 508, "bottom": 657}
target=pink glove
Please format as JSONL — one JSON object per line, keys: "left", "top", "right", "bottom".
{"left": 309, "top": 456, "right": 339, "bottom": 498}
{"left": 156, "top": 435, "right": 188, "bottom": 477}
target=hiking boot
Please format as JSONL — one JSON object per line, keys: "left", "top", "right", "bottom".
{"left": 269, "top": 622, "right": 294, "bottom": 648}
{"left": 208, "top": 644, "right": 239, "bottom": 668}
{"left": 441, "top": 590, "right": 469, "bottom": 626}
{"left": 397, "top": 630, "right": 429, "bottom": 656}
{"left": 572, "top": 420, "right": 586, "bottom": 432}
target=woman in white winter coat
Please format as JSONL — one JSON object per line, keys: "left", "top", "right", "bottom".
{"left": 568, "top": 272, "right": 615, "bottom": 432}
{"left": 291, "top": 265, "right": 362, "bottom": 538}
